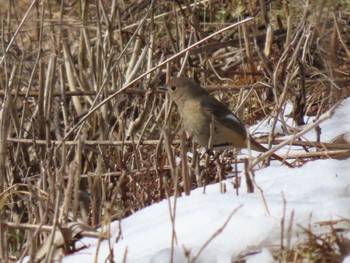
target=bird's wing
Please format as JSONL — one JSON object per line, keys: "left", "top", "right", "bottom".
{"left": 200, "top": 96, "right": 247, "bottom": 138}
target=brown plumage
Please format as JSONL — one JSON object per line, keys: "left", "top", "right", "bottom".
{"left": 167, "top": 77, "right": 292, "bottom": 167}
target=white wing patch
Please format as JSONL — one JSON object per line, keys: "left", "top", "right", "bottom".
{"left": 225, "top": 114, "right": 240, "bottom": 123}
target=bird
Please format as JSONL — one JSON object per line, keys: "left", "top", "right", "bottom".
{"left": 166, "top": 77, "right": 292, "bottom": 168}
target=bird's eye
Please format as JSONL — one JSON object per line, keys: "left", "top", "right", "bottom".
{"left": 170, "top": 85, "right": 177, "bottom": 92}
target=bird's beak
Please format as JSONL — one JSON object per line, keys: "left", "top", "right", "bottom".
{"left": 158, "top": 84, "right": 167, "bottom": 94}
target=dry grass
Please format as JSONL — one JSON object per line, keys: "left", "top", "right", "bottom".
{"left": 0, "top": 0, "right": 350, "bottom": 261}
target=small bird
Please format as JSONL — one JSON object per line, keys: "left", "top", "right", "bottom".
{"left": 166, "top": 77, "right": 292, "bottom": 167}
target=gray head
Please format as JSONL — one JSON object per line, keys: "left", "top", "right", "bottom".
{"left": 166, "top": 77, "right": 206, "bottom": 103}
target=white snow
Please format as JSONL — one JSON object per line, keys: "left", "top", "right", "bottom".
{"left": 245, "top": 248, "right": 274, "bottom": 263}
{"left": 61, "top": 98, "right": 350, "bottom": 263}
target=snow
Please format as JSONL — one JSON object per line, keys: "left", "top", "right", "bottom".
{"left": 245, "top": 248, "right": 274, "bottom": 263}
{"left": 61, "top": 98, "right": 350, "bottom": 263}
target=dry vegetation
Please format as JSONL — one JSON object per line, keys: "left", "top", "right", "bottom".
{"left": 0, "top": 0, "right": 350, "bottom": 262}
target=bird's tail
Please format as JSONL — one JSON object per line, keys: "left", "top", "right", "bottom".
{"left": 250, "top": 138, "right": 293, "bottom": 168}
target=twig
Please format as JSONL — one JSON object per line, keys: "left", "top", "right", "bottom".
{"left": 252, "top": 101, "right": 341, "bottom": 167}
{"left": 181, "top": 131, "right": 191, "bottom": 196}
{"left": 4, "top": 222, "right": 102, "bottom": 238}
{"left": 191, "top": 205, "right": 243, "bottom": 262}
{"left": 7, "top": 138, "right": 181, "bottom": 146}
